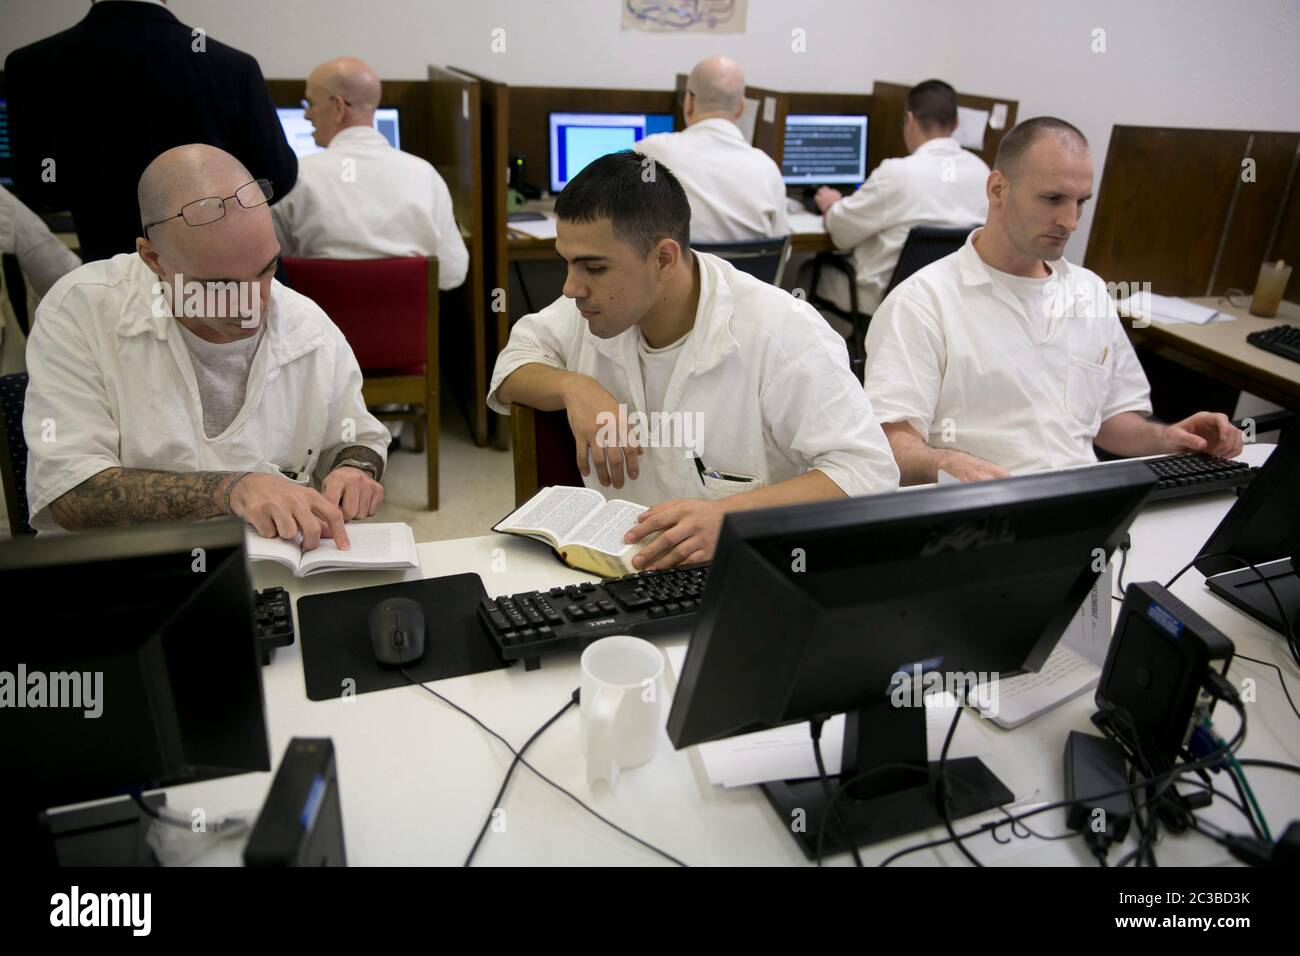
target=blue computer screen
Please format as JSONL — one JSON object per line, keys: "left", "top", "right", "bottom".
{"left": 549, "top": 112, "right": 674, "bottom": 193}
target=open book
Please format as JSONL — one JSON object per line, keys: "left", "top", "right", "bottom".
{"left": 245, "top": 522, "right": 419, "bottom": 577}
{"left": 966, "top": 569, "right": 1113, "bottom": 729}
{"left": 493, "top": 486, "right": 650, "bottom": 578}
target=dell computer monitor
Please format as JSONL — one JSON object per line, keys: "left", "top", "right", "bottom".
{"left": 548, "top": 111, "right": 674, "bottom": 194}
{"left": 276, "top": 106, "right": 402, "bottom": 160}
{"left": 1196, "top": 421, "right": 1300, "bottom": 642}
{"left": 781, "top": 113, "right": 868, "bottom": 186}
{"left": 0, "top": 518, "right": 271, "bottom": 860}
{"left": 667, "top": 464, "right": 1154, "bottom": 856}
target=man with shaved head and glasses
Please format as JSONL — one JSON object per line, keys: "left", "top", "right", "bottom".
{"left": 23, "top": 144, "right": 390, "bottom": 544}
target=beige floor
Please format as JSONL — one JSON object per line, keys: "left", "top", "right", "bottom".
{"left": 0, "top": 384, "right": 517, "bottom": 543}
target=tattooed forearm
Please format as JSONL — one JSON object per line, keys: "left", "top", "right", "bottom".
{"left": 49, "top": 467, "right": 236, "bottom": 530}
{"left": 330, "top": 445, "right": 385, "bottom": 480}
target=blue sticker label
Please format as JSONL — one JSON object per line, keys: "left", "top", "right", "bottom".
{"left": 1146, "top": 601, "right": 1184, "bottom": 639}
{"left": 299, "top": 773, "right": 326, "bottom": 831}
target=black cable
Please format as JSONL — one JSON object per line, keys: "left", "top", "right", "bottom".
{"left": 1112, "top": 534, "right": 1131, "bottom": 602}
{"left": 130, "top": 793, "right": 161, "bottom": 820}
{"left": 809, "top": 719, "right": 862, "bottom": 867}
{"left": 1166, "top": 552, "right": 1299, "bottom": 669}
{"left": 1235, "top": 758, "right": 1300, "bottom": 777}
{"left": 400, "top": 669, "right": 687, "bottom": 867}
{"left": 1234, "top": 654, "right": 1300, "bottom": 721}
{"left": 878, "top": 701, "right": 1250, "bottom": 867}
{"left": 464, "top": 696, "right": 575, "bottom": 867}
{"left": 937, "top": 706, "right": 982, "bottom": 866}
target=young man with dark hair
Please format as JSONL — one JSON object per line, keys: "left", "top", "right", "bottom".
{"left": 863, "top": 117, "right": 1243, "bottom": 484}
{"left": 488, "top": 151, "right": 899, "bottom": 569}
{"left": 808, "top": 79, "right": 990, "bottom": 320}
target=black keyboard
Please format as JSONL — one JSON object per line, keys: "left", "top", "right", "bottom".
{"left": 478, "top": 566, "right": 709, "bottom": 670}
{"left": 254, "top": 587, "right": 295, "bottom": 665}
{"left": 1144, "top": 453, "right": 1255, "bottom": 502}
{"left": 1247, "top": 324, "right": 1300, "bottom": 364}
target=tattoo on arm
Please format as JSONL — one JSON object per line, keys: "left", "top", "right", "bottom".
{"left": 330, "top": 445, "right": 384, "bottom": 481}
{"left": 49, "top": 468, "right": 235, "bottom": 530}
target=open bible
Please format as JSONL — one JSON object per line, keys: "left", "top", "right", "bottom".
{"left": 493, "top": 486, "right": 652, "bottom": 578}
{"left": 244, "top": 523, "right": 419, "bottom": 577}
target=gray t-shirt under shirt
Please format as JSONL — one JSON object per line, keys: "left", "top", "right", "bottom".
{"left": 176, "top": 321, "right": 266, "bottom": 438}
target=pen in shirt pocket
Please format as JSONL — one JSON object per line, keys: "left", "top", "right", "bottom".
{"left": 692, "top": 454, "right": 754, "bottom": 485}
{"left": 1098, "top": 346, "right": 1109, "bottom": 365}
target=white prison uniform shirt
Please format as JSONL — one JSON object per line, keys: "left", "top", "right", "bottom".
{"left": 821, "top": 137, "right": 989, "bottom": 314}
{"left": 863, "top": 229, "right": 1152, "bottom": 474}
{"left": 635, "top": 119, "right": 789, "bottom": 243}
{"left": 271, "top": 126, "right": 468, "bottom": 289}
{"left": 488, "top": 251, "right": 899, "bottom": 507}
{"left": 23, "top": 253, "right": 390, "bottom": 531}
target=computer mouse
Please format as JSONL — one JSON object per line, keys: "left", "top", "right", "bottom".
{"left": 367, "top": 597, "right": 426, "bottom": 666}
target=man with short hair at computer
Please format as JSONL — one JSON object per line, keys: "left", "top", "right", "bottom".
{"left": 863, "top": 116, "right": 1244, "bottom": 485}
{"left": 23, "top": 144, "right": 389, "bottom": 541}
{"left": 632, "top": 56, "right": 788, "bottom": 243}
{"left": 808, "top": 80, "right": 990, "bottom": 318}
{"left": 488, "top": 151, "right": 899, "bottom": 570}
{"left": 270, "top": 56, "right": 468, "bottom": 290}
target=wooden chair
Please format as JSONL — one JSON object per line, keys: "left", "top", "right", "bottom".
{"left": 281, "top": 257, "right": 440, "bottom": 509}
{"left": 510, "top": 404, "right": 582, "bottom": 506}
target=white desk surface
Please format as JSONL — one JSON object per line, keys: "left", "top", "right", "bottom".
{"left": 165, "top": 442, "right": 1297, "bottom": 866}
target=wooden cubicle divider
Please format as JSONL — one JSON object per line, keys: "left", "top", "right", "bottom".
{"left": 450, "top": 66, "right": 512, "bottom": 449}
{"left": 507, "top": 86, "right": 679, "bottom": 196}
{"left": 1085, "top": 126, "right": 1300, "bottom": 301}
{"left": 745, "top": 86, "right": 790, "bottom": 166}
{"left": 427, "top": 66, "right": 489, "bottom": 446}
{"left": 786, "top": 91, "right": 874, "bottom": 121}
{"left": 869, "top": 81, "right": 1017, "bottom": 173}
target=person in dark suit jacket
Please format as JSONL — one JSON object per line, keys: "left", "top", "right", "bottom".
{"left": 5, "top": 0, "right": 298, "bottom": 262}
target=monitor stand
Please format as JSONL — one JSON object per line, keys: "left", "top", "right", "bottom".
{"left": 761, "top": 698, "right": 1012, "bottom": 860}
{"left": 1205, "top": 557, "right": 1299, "bottom": 641}
{"left": 38, "top": 794, "right": 166, "bottom": 866}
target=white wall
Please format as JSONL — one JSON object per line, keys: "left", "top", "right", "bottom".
{"left": 5, "top": 0, "right": 1299, "bottom": 258}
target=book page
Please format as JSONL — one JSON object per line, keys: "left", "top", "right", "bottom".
{"left": 970, "top": 644, "right": 1099, "bottom": 728}
{"left": 565, "top": 498, "right": 647, "bottom": 557}
{"left": 243, "top": 529, "right": 304, "bottom": 571}
{"left": 499, "top": 486, "right": 605, "bottom": 543}
{"left": 298, "top": 523, "right": 417, "bottom": 572}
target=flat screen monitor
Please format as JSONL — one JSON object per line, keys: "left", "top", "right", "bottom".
{"left": 781, "top": 113, "right": 868, "bottom": 186}
{"left": 276, "top": 106, "right": 401, "bottom": 160}
{"left": 548, "top": 111, "right": 674, "bottom": 194}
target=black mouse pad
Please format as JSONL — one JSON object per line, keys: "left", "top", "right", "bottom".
{"left": 295, "top": 573, "right": 506, "bottom": 701}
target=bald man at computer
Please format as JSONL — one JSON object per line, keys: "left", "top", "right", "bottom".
{"left": 633, "top": 56, "right": 788, "bottom": 243}
{"left": 271, "top": 56, "right": 468, "bottom": 290}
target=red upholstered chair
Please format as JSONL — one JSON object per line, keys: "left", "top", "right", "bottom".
{"left": 511, "top": 405, "right": 583, "bottom": 506}
{"left": 281, "top": 257, "right": 440, "bottom": 509}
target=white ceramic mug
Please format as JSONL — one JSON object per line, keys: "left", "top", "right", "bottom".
{"left": 579, "top": 635, "right": 664, "bottom": 789}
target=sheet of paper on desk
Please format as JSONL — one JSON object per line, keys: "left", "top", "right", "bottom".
{"left": 508, "top": 216, "right": 558, "bottom": 240}
{"left": 1116, "top": 293, "right": 1227, "bottom": 326}
{"left": 955, "top": 106, "right": 989, "bottom": 151}
{"left": 665, "top": 647, "right": 987, "bottom": 788}
{"left": 787, "top": 210, "right": 827, "bottom": 234}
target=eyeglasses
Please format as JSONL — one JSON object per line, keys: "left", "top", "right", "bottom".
{"left": 301, "top": 95, "right": 353, "bottom": 111}
{"left": 142, "top": 179, "right": 274, "bottom": 239}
